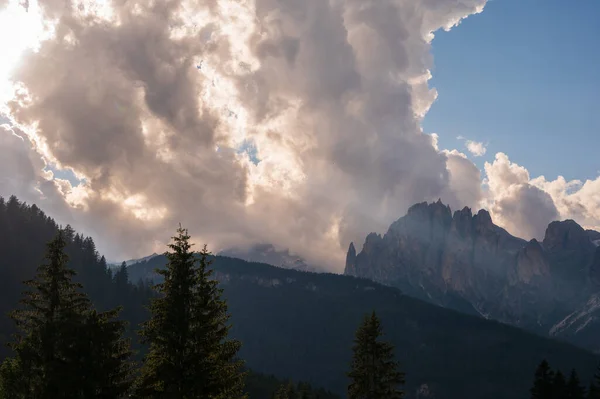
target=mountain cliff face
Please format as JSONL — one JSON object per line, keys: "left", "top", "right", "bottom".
{"left": 344, "top": 200, "right": 600, "bottom": 349}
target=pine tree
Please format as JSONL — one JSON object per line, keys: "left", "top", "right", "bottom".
{"left": 567, "top": 369, "right": 586, "bottom": 399}
{"left": 552, "top": 370, "right": 567, "bottom": 399}
{"left": 347, "top": 312, "right": 405, "bottom": 399}
{"left": 274, "top": 381, "right": 299, "bottom": 399}
{"left": 0, "top": 230, "right": 133, "bottom": 398}
{"left": 136, "top": 226, "right": 247, "bottom": 398}
{"left": 298, "top": 382, "right": 312, "bottom": 399}
{"left": 531, "top": 360, "right": 555, "bottom": 399}
{"left": 588, "top": 364, "right": 600, "bottom": 399}
{"left": 77, "top": 308, "right": 134, "bottom": 397}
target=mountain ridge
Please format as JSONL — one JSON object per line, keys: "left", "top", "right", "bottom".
{"left": 344, "top": 200, "right": 600, "bottom": 350}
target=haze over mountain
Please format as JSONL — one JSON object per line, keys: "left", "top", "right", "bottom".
{"left": 218, "top": 244, "right": 323, "bottom": 272}
{"left": 345, "top": 200, "right": 600, "bottom": 351}
{"left": 0, "top": 0, "right": 599, "bottom": 271}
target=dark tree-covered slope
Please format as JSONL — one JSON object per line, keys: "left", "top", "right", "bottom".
{"left": 0, "top": 195, "right": 155, "bottom": 358}
{"left": 245, "top": 372, "right": 340, "bottom": 399}
{"left": 129, "top": 255, "right": 600, "bottom": 399}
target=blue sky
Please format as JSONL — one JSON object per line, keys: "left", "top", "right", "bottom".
{"left": 423, "top": 0, "right": 600, "bottom": 181}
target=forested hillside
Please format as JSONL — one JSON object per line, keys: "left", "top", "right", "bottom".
{"left": 0, "top": 196, "right": 337, "bottom": 398}
{"left": 129, "top": 255, "right": 600, "bottom": 399}
{"left": 0, "top": 196, "right": 155, "bottom": 358}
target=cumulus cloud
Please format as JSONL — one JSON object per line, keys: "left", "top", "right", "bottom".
{"left": 531, "top": 175, "right": 600, "bottom": 232}
{"left": 465, "top": 140, "right": 487, "bottom": 157}
{"left": 442, "top": 149, "right": 483, "bottom": 210}
{"left": 457, "top": 135, "right": 487, "bottom": 157}
{"left": 482, "top": 153, "right": 600, "bottom": 240}
{"left": 0, "top": 0, "right": 490, "bottom": 270}
{"left": 2, "top": 0, "right": 598, "bottom": 271}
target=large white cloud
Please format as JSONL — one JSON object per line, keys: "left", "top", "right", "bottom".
{"left": 1, "top": 0, "right": 598, "bottom": 272}
{"left": 0, "top": 0, "right": 490, "bottom": 271}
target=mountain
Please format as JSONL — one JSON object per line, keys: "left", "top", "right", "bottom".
{"left": 128, "top": 254, "right": 600, "bottom": 399}
{"left": 344, "top": 200, "right": 600, "bottom": 350}
{"left": 589, "top": 230, "right": 600, "bottom": 246}
{"left": 108, "top": 252, "right": 160, "bottom": 268}
{"left": 218, "top": 243, "right": 323, "bottom": 272}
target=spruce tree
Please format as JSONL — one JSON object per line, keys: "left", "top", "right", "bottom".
{"left": 587, "top": 364, "right": 600, "bottom": 399}
{"left": 567, "top": 369, "right": 586, "bottom": 399}
{"left": 136, "top": 226, "right": 246, "bottom": 398}
{"left": 274, "top": 382, "right": 295, "bottom": 399}
{"left": 531, "top": 360, "right": 555, "bottom": 399}
{"left": 77, "top": 308, "right": 134, "bottom": 397}
{"left": 552, "top": 370, "right": 567, "bottom": 399}
{"left": 0, "top": 230, "right": 133, "bottom": 398}
{"left": 347, "top": 311, "right": 405, "bottom": 399}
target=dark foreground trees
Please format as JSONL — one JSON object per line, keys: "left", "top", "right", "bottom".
{"left": 0, "top": 230, "right": 133, "bottom": 398}
{"left": 135, "top": 226, "right": 246, "bottom": 398}
{"left": 530, "top": 360, "right": 587, "bottom": 399}
{"left": 588, "top": 364, "right": 600, "bottom": 399}
{"left": 347, "top": 312, "right": 405, "bottom": 399}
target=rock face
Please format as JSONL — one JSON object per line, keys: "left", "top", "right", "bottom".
{"left": 588, "top": 230, "right": 600, "bottom": 246}
{"left": 344, "top": 201, "right": 600, "bottom": 347}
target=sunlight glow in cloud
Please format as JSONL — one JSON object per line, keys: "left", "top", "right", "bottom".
{"left": 0, "top": 1, "right": 52, "bottom": 107}
{"left": 0, "top": 0, "right": 598, "bottom": 270}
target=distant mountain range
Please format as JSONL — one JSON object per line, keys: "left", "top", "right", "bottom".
{"left": 218, "top": 244, "right": 324, "bottom": 273}
{"left": 344, "top": 200, "right": 600, "bottom": 351}
{"left": 108, "top": 253, "right": 160, "bottom": 268}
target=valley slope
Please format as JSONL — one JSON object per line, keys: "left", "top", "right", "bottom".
{"left": 129, "top": 255, "right": 600, "bottom": 399}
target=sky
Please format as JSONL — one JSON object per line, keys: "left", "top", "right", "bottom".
{"left": 423, "top": 0, "right": 600, "bottom": 181}
{"left": 0, "top": 0, "right": 598, "bottom": 271}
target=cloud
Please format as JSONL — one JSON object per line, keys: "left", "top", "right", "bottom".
{"left": 482, "top": 153, "right": 600, "bottom": 240}
{"left": 2, "top": 0, "right": 598, "bottom": 271}
{"left": 0, "top": 0, "right": 490, "bottom": 270}
{"left": 531, "top": 175, "right": 600, "bottom": 232}
{"left": 0, "top": 123, "right": 76, "bottom": 226}
{"left": 456, "top": 135, "right": 487, "bottom": 157}
{"left": 465, "top": 140, "right": 487, "bottom": 157}
{"left": 442, "top": 149, "right": 483, "bottom": 210}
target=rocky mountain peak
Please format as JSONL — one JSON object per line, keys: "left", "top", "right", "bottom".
{"left": 543, "top": 220, "right": 592, "bottom": 252}
{"left": 405, "top": 200, "right": 452, "bottom": 221}
{"left": 451, "top": 207, "right": 473, "bottom": 237}
{"left": 365, "top": 232, "right": 383, "bottom": 244}
{"left": 473, "top": 209, "right": 494, "bottom": 231}
{"left": 345, "top": 242, "right": 357, "bottom": 275}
